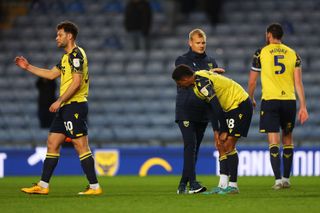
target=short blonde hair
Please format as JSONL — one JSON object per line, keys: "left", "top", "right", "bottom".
{"left": 189, "top": 28, "right": 206, "bottom": 41}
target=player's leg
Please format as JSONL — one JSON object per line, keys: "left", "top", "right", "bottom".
{"left": 280, "top": 100, "right": 296, "bottom": 188}
{"left": 282, "top": 133, "right": 294, "bottom": 188}
{"left": 220, "top": 136, "right": 240, "bottom": 194}
{"left": 72, "top": 135, "right": 102, "bottom": 195}
{"left": 203, "top": 131, "right": 228, "bottom": 194}
{"left": 216, "top": 130, "right": 229, "bottom": 189}
{"left": 21, "top": 132, "right": 65, "bottom": 194}
{"left": 218, "top": 98, "right": 252, "bottom": 194}
{"left": 260, "top": 100, "right": 282, "bottom": 189}
{"left": 268, "top": 133, "right": 282, "bottom": 189}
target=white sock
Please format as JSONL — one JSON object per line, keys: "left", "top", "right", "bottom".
{"left": 218, "top": 174, "right": 228, "bottom": 189}
{"left": 90, "top": 183, "right": 100, "bottom": 189}
{"left": 229, "top": 182, "right": 238, "bottom": 188}
{"left": 275, "top": 179, "right": 282, "bottom": 185}
{"left": 282, "top": 177, "right": 290, "bottom": 183}
{"left": 38, "top": 180, "right": 49, "bottom": 188}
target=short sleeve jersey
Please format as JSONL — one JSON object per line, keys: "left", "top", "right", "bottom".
{"left": 56, "top": 46, "right": 89, "bottom": 106}
{"left": 251, "top": 43, "right": 301, "bottom": 100}
{"left": 193, "top": 70, "right": 249, "bottom": 112}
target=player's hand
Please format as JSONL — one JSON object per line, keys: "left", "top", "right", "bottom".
{"left": 210, "top": 68, "right": 225, "bottom": 74}
{"left": 49, "top": 99, "right": 62, "bottom": 112}
{"left": 219, "top": 132, "right": 228, "bottom": 142}
{"left": 298, "top": 107, "right": 309, "bottom": 124}
{"left": 15, "top": 56, "right": 29, "bottom": 70}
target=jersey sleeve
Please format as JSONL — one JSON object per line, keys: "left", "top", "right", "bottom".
{"left": 295, "top": 53, "right": 302, "bottom": 68}
{"left": 195, "top": 75, "right": 216, "bottom": 102}
{"left": 251, "top": 49, "right": 261, "bottom": 72}
{"left": 69, "top": 49, "right": 84, "bottom": 73}
{"left": 56, "top": 56, "right": 63, "bottom": 71}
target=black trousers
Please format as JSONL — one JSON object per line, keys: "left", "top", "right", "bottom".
{"left": 178, "top": 121, "right": 208, "bottom": 184}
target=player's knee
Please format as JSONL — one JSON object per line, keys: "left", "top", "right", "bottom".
{"left": 46, "top": 139, "right": 60, "bottom": 153}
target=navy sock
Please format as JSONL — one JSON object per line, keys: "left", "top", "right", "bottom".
{"left": 227, "top": 149, "right": 238, "bottom": 182}
{"left": 41, "top": 153, "right": 59, "bottom": 183}
{"left": 80, "top": 151, "right": 98, "bottom": 184}
{"left": 269, "top": 145, "right": 281, "bottom": 180}
{"left": 283, "top": 145, "right": 294, "bottom": 178}
{"left": 219, "top": 155, "right": 228, "bottom": 175}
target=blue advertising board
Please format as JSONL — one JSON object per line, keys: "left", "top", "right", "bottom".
{"left": 0, "top": 147, "right": 319, "bottom": 177}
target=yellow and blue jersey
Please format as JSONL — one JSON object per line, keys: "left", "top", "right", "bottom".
{"left": 251, "top": 43, "right": 301, "bottom": 100}
{"left": 56, "top": 46, "right": 89, "bottom": 106}
{"left": 193, "top": 70, "right": 248, "bottom": 112}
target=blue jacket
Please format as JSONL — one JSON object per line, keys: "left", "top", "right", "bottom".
{"left": 175, "top": 49, "right": 218, "bottom": 122}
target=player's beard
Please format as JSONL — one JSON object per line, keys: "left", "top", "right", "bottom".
{"left": 57, "top": 41, "right": 67, "bottom": 48}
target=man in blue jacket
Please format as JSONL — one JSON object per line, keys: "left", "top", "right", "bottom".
{"left": 175, "top": 28, "right": 224, "bottom": 194}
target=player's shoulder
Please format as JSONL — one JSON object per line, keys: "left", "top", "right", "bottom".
{"left": 253, "top": 47, "right": 262, "bottom": 56}
{"left": 281, "top": 43, "right": 297, "bottom": 55}
{"left": 70, "top": 46, "right": 85, "bottom": 59}
{"left": 195, "top": 70, "right": 212, "bottom": 78}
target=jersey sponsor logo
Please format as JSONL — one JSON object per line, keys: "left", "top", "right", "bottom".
{"left": 183, "top": 121, "right": 189, "bottom": 127}
{"left": 73, "top": 58, "right": 80, "bottom": 68}
{"left": 200, "top": 87, "right": 209, "bottom": 96}
{"left": 94, "top": 149, "right": 119, "bottom": 176}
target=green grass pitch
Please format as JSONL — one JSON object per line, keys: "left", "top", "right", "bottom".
{"left": 0, "top": 176, "right": 319, "bottom": 213}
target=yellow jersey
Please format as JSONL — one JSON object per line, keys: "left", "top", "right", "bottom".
{"left": 251, "top": 43, "right": 301, "bottom": 100}
{"left": 56, "top": 46, "right": 89, "bottom": 106}
{"left": 193, "top": 70, "right": 249, "bottom": 112}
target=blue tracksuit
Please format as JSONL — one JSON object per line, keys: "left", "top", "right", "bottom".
{"left": 175, "top": 48, "right": 219, "bottom": 184}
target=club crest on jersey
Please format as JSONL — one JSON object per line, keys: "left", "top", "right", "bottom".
{"left": 74, "top": 113, "right": 79, "bottom": 119}
{"left": 94, "top": 149, "right": 119, "bottom": 176}
{"left": 183, "top": 121, "right": 189, "bottom": 127}
{"left": 73, "top": 58, "right": 80, "bottom": 68}
{"left": 208, "top": 63, "right": 213, "bottom": 69}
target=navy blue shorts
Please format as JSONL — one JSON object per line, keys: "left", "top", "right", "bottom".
{"left": 260, "top": 100, "right": 296, "bottom": 133}
{"left": 50, "top": 102, "right": 88, "bottom": 139}
{"left": 225, "top": 98, "right": 253, "bottom": 138}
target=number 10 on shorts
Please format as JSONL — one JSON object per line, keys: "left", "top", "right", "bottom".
{"left": 64, "top": 121, "right": 74, "bottom": 131}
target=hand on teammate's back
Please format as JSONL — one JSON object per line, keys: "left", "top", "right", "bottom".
{"left": 210, "top": 67, "right": 225, "bottom": 74}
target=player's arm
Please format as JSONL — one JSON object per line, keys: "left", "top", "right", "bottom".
{"left": 49, "top": 51, "right": 84, "bottom": 112}
{"left": 247, "top": 49, "right": 261, "bottom": 108}
{"left": 209, "top": 97, "right": 229, "bottom": 138}
{"left": 294, "top": 67, "right": 308, "bottom": 124}
{"left": 15, "top": 56, "right": 60, "bottom": 80}
{"left": 49, "top": 72, "right": 82, "bottom": 112}
{"left": 195, "top": 77, "right": 228, "bottom": 137}
{"left": 248, "top": 70, "right": 259, "bottom": 108}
